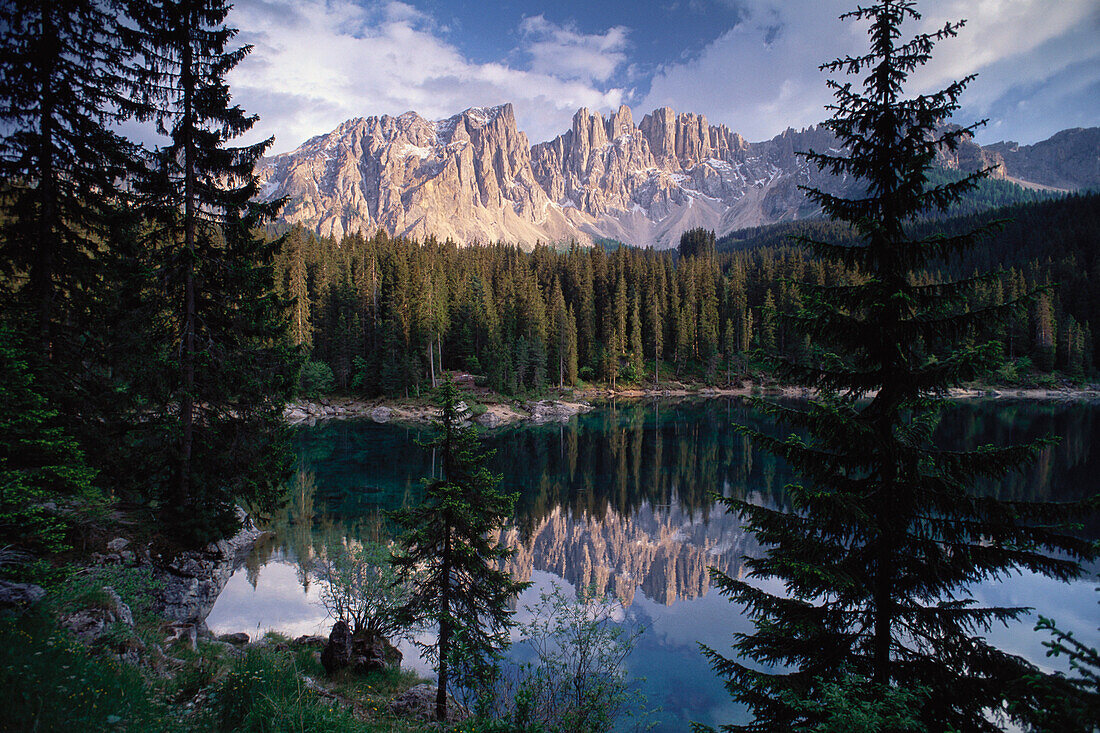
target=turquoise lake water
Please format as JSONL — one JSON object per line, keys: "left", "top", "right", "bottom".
{"left": 208, "top": 398, "right": 1100, "bottom": 731}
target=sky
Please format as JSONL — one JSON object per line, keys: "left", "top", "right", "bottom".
{"left": 225, "top": 0, "right": 1100, "bottom": 154}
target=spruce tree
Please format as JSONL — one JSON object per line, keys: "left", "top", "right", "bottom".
{"left": 700, "top": 2, "right": 1097, "bottom": 731}
{"left": 0, "top": 0, "right": 136, "bottom": 369}
{"left": 393, "top": 374, "right": 528, "bottom": 721}
{"left": 123, "top": 0, "right": 295, "bottom": 544}
{"left": 0, "top": 324, "right": 99, "bottom": 558}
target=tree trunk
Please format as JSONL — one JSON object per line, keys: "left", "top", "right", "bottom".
{"left": 559, "top": 335, "right": 564, "bottom": 388}
{"left": 436, "top": 530, "right": 452, "bottom": 721}
{"left": 428, "top": 340, "right": 436, "bottom": 388}
{"left": 33, "top": 8, "right": 58, "bottom": 361}
{"left": 178, "top": 23, "right": 196, "bottom": 507}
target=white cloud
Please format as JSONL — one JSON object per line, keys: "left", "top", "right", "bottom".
{"left": 637, "top": 0, "right": 1100, "bottom": 144}
{"left": 519, "top": 15, "right": 630, "bottom": 85}
{"left": 228, "top": 0, "right": 628, "bottom": 153}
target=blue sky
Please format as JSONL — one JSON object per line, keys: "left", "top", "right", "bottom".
{"left": 226, "top": 0, "right": 1100, "bottom": 154}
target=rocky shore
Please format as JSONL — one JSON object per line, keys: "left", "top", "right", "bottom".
{"left": 575, "top": 382, "right": 1100, "bottom": 402}
{"left": 284, "top": 397, "right": 594, "bottom": 427}
{"left": 284, "top": 381, "right": 1100, "bottom": 429}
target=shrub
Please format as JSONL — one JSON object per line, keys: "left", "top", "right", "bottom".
{"left": 475, "top": 583, "right": 648, "bottom": 733}
{"left": 313, "top": 540, "right": 415, "bottom": 639}
{"left": 299, "top": 360, "right": 335, "bottom": 397}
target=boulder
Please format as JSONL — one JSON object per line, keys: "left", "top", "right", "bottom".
{"left": 526, "top": 400, "right": 591, "bottom": 423}
{"left": 293, "top": 634, "right": 326, "bottom": 648}
{"left": 218, "top": 632, "right": 250, "bottom": 645}
{"left": 351, "top": 630, "right": 402, "bottom": 673}
{"left": 388, "top": 683, "right": 469, "bottom": 722}
{"left": 62, "top": 586, "right": 133, "bottom": 644}
{"left": 475, "top": 410, "right": 506, "bottom": 428}
{"left": 320, "top": 621, "right": 402, "bottom": 675}
{"left": 370, "top": 406, "right": 392, "bottom": 423}
{"left": 164, "top": 622, "right": 198, "bottom": 650}
{"left": 152, "top": 507, "right": 265, "bottom": 624}
{"left": 62, "top": 586, "right": 143, "bottom": 663}
{"left": 0, "top": 580, "right": 45, "bottom": 614}
{"left": 320, "top": 620, "right": 353, "bottom": 674}
{"left": 285, "top": 407, "right": 309, "bottom": 422}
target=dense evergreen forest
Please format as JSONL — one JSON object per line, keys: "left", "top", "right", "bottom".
{"left": 279, "top": 191, "right": 1100, "bottom": 397}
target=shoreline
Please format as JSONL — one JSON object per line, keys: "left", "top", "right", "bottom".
{"left": 285, "top": 381, "right": 1100, "bottom": 429}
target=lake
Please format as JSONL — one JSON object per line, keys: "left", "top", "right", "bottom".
{"left": 208, "top": 398, "right": 1100, "bottom": 731}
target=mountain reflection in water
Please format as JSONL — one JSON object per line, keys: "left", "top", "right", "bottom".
{"left": 210, "top": 398, "right": 1099, "bottom": 730}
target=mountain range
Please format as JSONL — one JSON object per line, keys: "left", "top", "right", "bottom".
{"left": 257, "top": 103, "right": 1099, "bottom": 249}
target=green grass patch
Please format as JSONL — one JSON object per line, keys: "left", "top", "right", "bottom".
{"left": 0, "top": 609, "right": 170, "bottom": 732}
{"left": 202, "top": 646, "right": 381, "bottom": 732}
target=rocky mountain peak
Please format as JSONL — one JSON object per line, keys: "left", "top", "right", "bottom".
{"left": 258, "top": 103, "right": 1098, "bottom": 249}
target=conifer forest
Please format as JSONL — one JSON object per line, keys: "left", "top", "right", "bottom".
{"left": 277, "top": 190, "right": 1100, "bottom": 398}
{"left": 0, "top": 0, "right": 1097, "bottom": 731}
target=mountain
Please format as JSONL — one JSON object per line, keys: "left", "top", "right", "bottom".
{"left": 981, "top": 127, "right": 1100, "bottom": 191}
{"left": 257, "top": 104, "right": 1097, "bottom": 249}
{"left": 498, "top": 501, "right": 758, "bottom": 607}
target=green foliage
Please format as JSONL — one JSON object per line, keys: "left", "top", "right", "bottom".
{"left": 392, "top": 374, "right": 529, "bottom": 720}
{"left": 0, "top": 609, "right": 169, "bottom": 732}
{"left": 300, "top": 359, "right": 337, "bottom": 397}
{"left": 314, "top": 540, "right": 416, "bottom": 639}
{"left": 0, "top": 0, "right": 138, "bottom": 370}
{"left": 679, "top": 228, "right": 717, "bottom": 260}
{"left": 480, "top": 583, "right": 648, "bottom": 733}
{"left": 702, "top": 3, "right": 1099, "bottom": 732}
{"left": 278, "top": 189, "right": 1099, "bottom": 400}
{"left": 118, "top": 0, "right": 296, "bottom": 546}
{"left": 49, "top": 564, "right": 163, "bottom": 625}
{"left": 0, "top": 326, "right": 100, "bottom": 558}
{"left": 782, "top": 673, "right": 928, "bottom": 733}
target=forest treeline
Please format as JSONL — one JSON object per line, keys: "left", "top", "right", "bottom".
{"left": 278, "top": 191, "right": 1100, "bottom": 397}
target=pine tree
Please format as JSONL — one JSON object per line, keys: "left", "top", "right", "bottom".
{"left": 701, "top": 3, "right": 1098, "bottom": 731}
{"left": 286, "top": 225, "right": 313, "bottom": 349}
{"left": 629, "top": 291, "right": 644, "bottom": 384}
{"left": 393, "top": 375, "right": 528, "bottom": 720}
{"left": 0, "top": 324, "right": 99, "bottom": 557}
{"left": 678, "top": 227, "right": 716, "bottom": 260}
{"left": 0, "top": 0, "right": 137, "bottom": 370}
{"left": 124, "top": 0, "right": 295, "bottom": 544}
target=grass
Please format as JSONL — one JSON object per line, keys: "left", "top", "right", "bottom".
{"left": 0, "top": 609, "right": 169, "bottom": 732}
{"left": 200, "top": 646, "right": 377, "bottom": 732}
{"left": 0, "top": 601, "right": 433, "bottom": 733}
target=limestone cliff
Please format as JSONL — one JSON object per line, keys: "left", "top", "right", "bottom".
{"left": 259, "top": 103, "right": 1097, "bottom": 249}
{"left": 258, "top": 104, "right": 584, "bottom": 244}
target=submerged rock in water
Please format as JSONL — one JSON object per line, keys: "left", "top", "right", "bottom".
{"left": 526, "top": 399, "right": 592, "bottom": 423}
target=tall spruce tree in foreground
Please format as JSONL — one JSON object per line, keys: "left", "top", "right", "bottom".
{"left": 393, "top": 375, "right": 528, "bottom": 721}
{"left": 123, "top": 0, "right": 294, "bottom": 544}
{"left": 0, "top": 0, "right": 135, "bottom": 370}
{"left": 700, "top": 2, "right": 1098, "bottom": 731}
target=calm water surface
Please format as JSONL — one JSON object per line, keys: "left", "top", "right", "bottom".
{"left": 209, "top": 399, "right": 1100, "bottom": 731}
